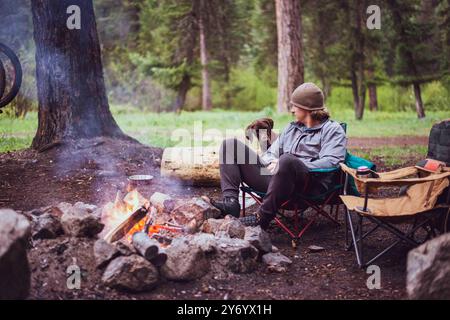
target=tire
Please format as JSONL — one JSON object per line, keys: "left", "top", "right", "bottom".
{"left": 0, "top": 43, "right": 22, "bottom": 110}
{"left": 0, "top": 59, "right": 5, "bottom": 99}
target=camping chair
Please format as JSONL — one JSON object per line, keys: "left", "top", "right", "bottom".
{"left": 240, "top": 167, "right": 342, "bottom": 248}
{"left": 340, "top": 163, "right": 450, "bottom": 268}
{"left": 240, "top": 123, "right": 372, "bottom": 247}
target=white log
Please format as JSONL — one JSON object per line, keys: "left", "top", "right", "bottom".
{"left": 161, "top": 146, "right": 221, "bottom": 186}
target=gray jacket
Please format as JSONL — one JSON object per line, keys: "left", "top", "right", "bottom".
{"left": 260, "top": 119, "right": 347, "bottom": 170}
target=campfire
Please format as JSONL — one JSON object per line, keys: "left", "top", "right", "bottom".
{"left": 100, "top": 187, "right": 195, "bottom": 266}
{"left": 17, "top": 181, "right": 288, "bottom": 293}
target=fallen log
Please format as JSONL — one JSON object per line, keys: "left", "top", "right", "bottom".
{"left": 161, "top": 146, "right": 221, "bottom": 186}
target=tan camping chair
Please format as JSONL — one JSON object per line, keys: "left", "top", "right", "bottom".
{"left": 340, "top": 163, "right": 450, "bottom": 268}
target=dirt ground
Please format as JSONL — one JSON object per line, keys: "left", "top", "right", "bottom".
{"left": 0, "top": 136, "right": 428, "bottom": 300}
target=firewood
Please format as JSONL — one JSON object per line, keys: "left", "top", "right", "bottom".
{"left": 149, "top": 250, "right": 168, "bottom": 267}
{"left": 103, "top": 205, "right": 149, "bottom": 243}
{"left": 132, "top": 232, "right": 160, "bottom": 261}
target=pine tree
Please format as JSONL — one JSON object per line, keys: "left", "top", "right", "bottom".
{"left": 387, "top": 0, "right": 442, "bottom": 118}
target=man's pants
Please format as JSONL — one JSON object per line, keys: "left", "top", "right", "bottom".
{"left": 219, "top": 138, "right": 310, "bottom": 220}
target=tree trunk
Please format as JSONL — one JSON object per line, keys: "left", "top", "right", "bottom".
{"left": 366, "top": 56, "right": 378, "bottom": 111}
{"left": 413, "top": 82, "right": 426, "bottom": 118}
{"left": 31, "top": 0, "right": 127, "bottom": 150}
{"left": 368, "top": 83, "right": 378, "bottom": 111}
{"left": 350, "top": 70, "right": 360, "bottom": 114}
{"left": 352, "top": 0, "right": 366, "bottom": 120}
{"left": 198, "top": 14, "right": 212, "bottom": 111}
{"left": 172, "top": 75, "right": 191, "bottom": 113}
{"left": 321, "top": 78, "right": 332, "bottom": 99}
{"left": 275, "top": 0, "right": 304, "bottom": 113}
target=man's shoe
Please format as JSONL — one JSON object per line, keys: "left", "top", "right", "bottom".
{"left": 239, "top": 212, "right": 272, "bottom": 230}
{"left": 239, "top": 214, "right": 260, "bottom": 227}
{"left": 210, "top": 196, "right": 240, "bottom": 218}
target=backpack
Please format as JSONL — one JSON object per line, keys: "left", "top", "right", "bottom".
{"left": 427, "top": 119, "right": 450, "bottom": 166}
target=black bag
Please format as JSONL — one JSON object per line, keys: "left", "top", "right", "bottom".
{"left": 429, "top": 120, "right": 450, "bottom": 232}
{"left": 427, "top": 119, "right": 450, "bottom": 166}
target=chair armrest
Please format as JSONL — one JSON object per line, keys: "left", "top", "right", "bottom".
{"left": 309, "top": 167, "right": 340, "bottom": 173}
{"left": 340, "top": 163, "right": 450, "bottom": 187}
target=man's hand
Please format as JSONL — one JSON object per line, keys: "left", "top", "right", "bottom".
{"left": 267, "top": 159, "right": 279, "bottom": 174}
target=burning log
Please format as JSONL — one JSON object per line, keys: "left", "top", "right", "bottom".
{"left": 103, "top": 204, "right": 149, "bottom": 243}
{"left": 131, "top": 232, "right": 160, "bottom": 261}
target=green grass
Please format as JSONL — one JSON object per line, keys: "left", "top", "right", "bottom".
{"left": 351, "top": 145, "right": 428, "bottom": 167}
{"left": 1, "top": 107, "right": 447, "bottom": 153}
{"left": 113, "top": 107, "right": 447, "bottom": 147}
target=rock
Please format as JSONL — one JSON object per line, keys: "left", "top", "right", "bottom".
{"left": 171, "top": 197, "right": 221, "bottom": 228}
{"left": 189, "top": 233, "right": 258, "bottom": 274}
{"left": 264, "top": 251, "right": 291, "bottom": 273}
{"left": 73, "top": 202, "right": 98, "bottom": 213}
{"left": 188, "top": 233, "right": 218, "bottom": 254}
{"left": 267, "top": 265, "right": 287, "bottom": 273}
{"left": 201, "top": 216, "right": 245, "bottom": 239}
{"left": 60, "top": 202, "right": 104, "bottom": 238}
{"left": 32, "top": 213, "right": 64, "bottom": 240}
{"left": 212, "top": 237, "right": 259, "bottom": 274}
{"left": 308, "top": 245, "right": 325, "bottom": 253}
{"left": 262, "top": 252, "right": 292, "bottom": 268}
{"left": 244, "top": 226, "right": 272, "bottom": 253}
{"left": 94, "top": 239, "right": 120, "bottom": 269}
{"left": 115, "top": 240, "right": 136, "bottom": 256}
{"left": 201, "top": 218, "right": 223, "bottom": 235}
{"left": 102, "top": 255, "right": 159, "bottom": 292}
{"left": 161, "top": 237, "right": 210, "bottom": 281}
{"left": 219, "top": 216, "right": 245, "bottom": 239}
{"left": 150, "top": 192, "right": 175, "bottom": 212}
{"left": 271, "top": 245, "right": 279, "bottom": 253}
{"left": 184, "top": 219, "right": 199, "bottom": 234}
{"left": 0, "top": 209, "right": 31, "bottom": 299}
{"left": 55, "top": 202, "right": 74, "bottom": 216}
{"left": 407, "top": 233, "right": 450, "bottom": 299}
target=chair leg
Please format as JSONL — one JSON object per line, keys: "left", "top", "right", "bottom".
{"left": 242, "top": 189, "right": 246, "bottom": 217}
{"left": 346, "top": 210, "right": 364, "bottom": 268}
{"left": 358, "top": 215, "right": 364, "bottom": 268}
{"left": 294, "top": 204, "right": 299, "bottom": 235}
{"left": 347, "top": 214, "right": 434, "bottom": 268}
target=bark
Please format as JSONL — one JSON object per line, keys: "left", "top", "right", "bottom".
{"left": 353, "top": 0, "right": 366, "bottom": 120}
{"left": 366, "top": 56, "right": 378, "bottom": 111}
{"left": 321, "top": 78, "right": 332, "bottom": 99}
{"left": 275, "top": 0, "right": 304, "bottom": 113}
{"left": 171, "top": 75, "right": 191, "bottom": 113}
{"left": 413, "top": 82, "right": 426, "bottom": 118}
{"left": 368, "top": 83, "right": 378, "bottom": 111}
{"left": 31, "top": 0, "right": 128, "bottom": 150}
{"left": 198, "top": 13, "right": 212, "bottom": 111}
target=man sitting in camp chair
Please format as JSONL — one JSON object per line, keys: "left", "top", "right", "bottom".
{"left": 210, "top": 82, "right": 347, "bottom": 229}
